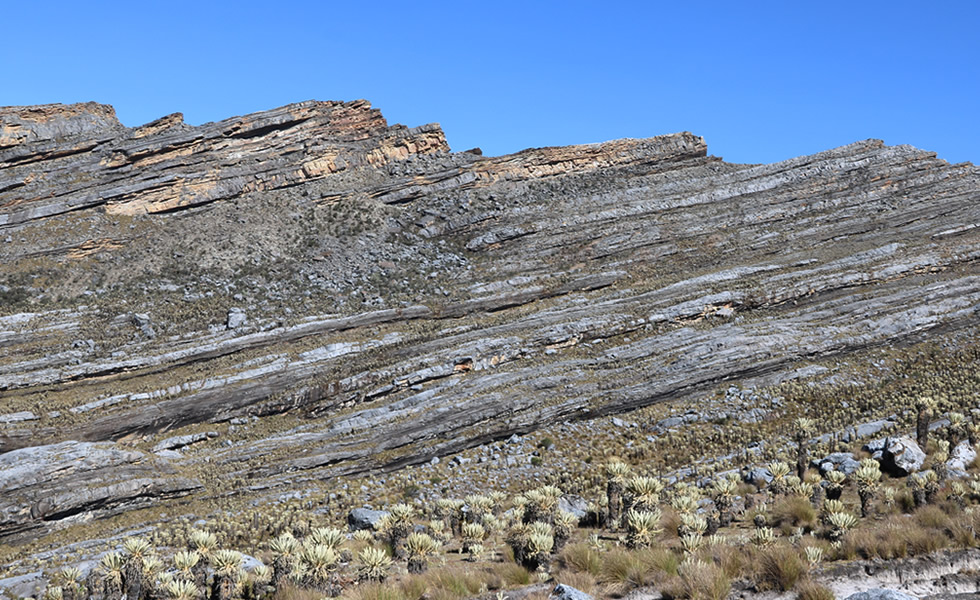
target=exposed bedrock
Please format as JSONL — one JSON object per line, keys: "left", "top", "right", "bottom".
{"left": 0, "top": 440, "right": 202, "bottom": 543}
{"left": 0, "top": 100, "right": 978, "bottom": 542}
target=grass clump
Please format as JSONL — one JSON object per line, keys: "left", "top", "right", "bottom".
{"left": 662, "top": 559, "right": 730, "bottom": 600}
{"left": 754, "top": 548, "right": 807, "bottom": 592}
{"left": 796, "top": 580, "right": 836, "bottom": 600}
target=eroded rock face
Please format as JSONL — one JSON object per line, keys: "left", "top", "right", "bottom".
{"left": 0, "top": 99, "right": 449, "bottom": 225}
{"left": 0, "top": 102, "right": 122, "bottom": 148}
{"left": 0, "top": 440, "right": 202, "bottom": 543}
{"left": 1, "top": 99, "right": 979, "bottom": 544}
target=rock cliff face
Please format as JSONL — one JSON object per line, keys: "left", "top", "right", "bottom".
{"left": 1, "top": 100, "right": 978, "bottom": 544}
{"left": 0, "top": 441, "right": 202, "bottom": 542}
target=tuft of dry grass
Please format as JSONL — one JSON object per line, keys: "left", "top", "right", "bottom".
{"left": 896, "top": 489, "right": 916, "bottom": 513}
{"left": 492, "top": 561, "right": 532, "bottom": 586}
{"left": 597, "top": 546, "right": 680, "bottom": 596}
{"left": 845, "top": 524, "right": 911, "bottom": 560}
{"left": 754, "top": 548, "right": 807, "bottom": 591}
{"left": 634, "top": 547, "right": 680, "bottom": 578}
{"left": 796, "top": 580, "right": 836, "bottom": 600}
{"left": 554, "top": 570, "right": 598, "bottom": 595}
{"left": 772, "top": 496, "right": 818, "bottom": 531}
{"left": 276, "top": 584, "right": 327, "bottom": 600}
{"left": 559, "top": 543, "right": 602, "bottom": 576}
{"left": 843, "top": 513, "right": 952, "bottom": 560}
{"left": 661, "top": 559, "right": 731, "bottom": 600}
{"left": 704, "top": 543, "right": 752, "bottom": 579}
{"left": 915, "top": 505, "right": 954, "bottom": 530}
{"left": 343, "top": 584, "right": 406, "bottom": 600}
{"left": 338, "top": 564, "right": 500, "bottom": 600}
{"left": 662, "top": 508, "right": 682, "bottom": 539}
{"left": 599, "top": 548, "right": 652, "bottom": 589}
{"left": 412, "top": 567, "right": 490, "bottom": 600}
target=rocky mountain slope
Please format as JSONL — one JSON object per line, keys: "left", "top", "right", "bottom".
{"left": 1, "top": 100, "right": 979, "bottom": 546}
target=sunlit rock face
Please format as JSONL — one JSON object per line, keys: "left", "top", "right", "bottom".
{"left": 1, "top": 99, "right": 978, "bottom": 543}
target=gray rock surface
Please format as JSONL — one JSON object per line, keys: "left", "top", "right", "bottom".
{"left": 815, "top": 452, "right": 862, "bottom": 475}
{"left": 227, "top": 308, "right": 247, "bottom": 330}
{"left": 0, "top": 571, "right": 45, "bottom": 600}
{"left": 558, "top": 494, "right": 589, "bottom": 521}
{"left": 867, "top": 437, "right": 927, "bottom": 476}
{"left": 347, "top": 508, "right": 389, "bottom": 531}
{"left": 1, "top": 99, "right": 979, "bottom": 545}
{"left": 152, "top": 431, "right": 219, "bottom": 453}
{"left": 743, "top": 467, "right": 774, "bottom": 485}
{"left": 131, "top": 313, "right": 155, "bottom": 339}
{"left": 845, "top": 590, "right": 918, "bottom": 600}
{"left": 551, "top": 584, "right": 595, "bottom": 600}
{"left": 0, "top": 440, "right": 202, "bottom": 542}
{"left": 843, "top": 416, "right": 898, "bottom": 442}
{"left": 0, "top": 411, "right": 36, "bottom": 424}
{"left": 946, "top": 441, "right": 977, "bottom": 479}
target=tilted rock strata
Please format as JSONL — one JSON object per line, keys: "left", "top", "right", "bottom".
{"left": 0, "top": 100, "right": 978, "bottom": 543}
{"left": 0, "top": 441, "right": 202, "bottom": 543}
{"left": 0, "top": 100, "right": 448, "bottom": 224}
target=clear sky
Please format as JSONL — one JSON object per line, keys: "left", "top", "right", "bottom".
{"left": 3, "top": 1, "right": 977, "bottom": 165}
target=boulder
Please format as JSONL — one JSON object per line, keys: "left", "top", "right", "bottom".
{"left": 558, "top": 494, "right": 589, "bottom": 521}
{"left": 347, "top": 507, "right": 389, "bottom": 531}
{"left": 946, "top": 440, "right": 977, "bottom": 479}
{"left": 844, "top": 590, "right": 917, "bottom": 600}
{"left": 743, "top": 467, "right": 773, "bottom": 486}
{"left": 814, "top": 452, "right": 861, "bottom": 475}
{"left": 867, "top": 436, "right": 926, "bottom": 476}
{"left": 227, "top": 308, "right": 247, "bottom": 329}
{"left": 842, "top": 416, "right": 897, "bottom": 442}
{"left": 551, "top": 583, "right": 595, "bottom": 600}
{"left": 131, "top": 313, "right": 155, "bottom": 338}
{"left": 240, "top": 554, "right": 265, "bottom": 571}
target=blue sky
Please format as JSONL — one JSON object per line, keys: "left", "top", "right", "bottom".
{"left": 3, "top": 1, "right": 977, "bottom": 164}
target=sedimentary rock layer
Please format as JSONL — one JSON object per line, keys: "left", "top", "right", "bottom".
{"left": 0, "top": 441, "right": 201, "bottom": 542}
{"left": 0, "top": 100, "right": 978, "bottom": 542}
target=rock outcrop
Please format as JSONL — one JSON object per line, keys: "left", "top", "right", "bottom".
{"left": 0, "top": 440, "right": 202, "bottom": 543}
{"left": 947, "top": 441, "right": 976, "bottom": 479}
{"left": 1, "top": 99, "right": 978, "bottom": 545}
{"left": 866, "top": 436, "right": 927, "bottom": 476}
{"left": 347, "top": 508, "right": 390, "bottom": 532}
